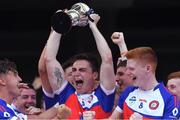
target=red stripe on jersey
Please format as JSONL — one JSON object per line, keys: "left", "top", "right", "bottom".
{"left": 65, "top": 94, "right": 111, "bottom": 119}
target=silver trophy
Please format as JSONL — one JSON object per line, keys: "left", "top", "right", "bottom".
{"left": 51, "top": 3, "right": 94, "bottom": 34}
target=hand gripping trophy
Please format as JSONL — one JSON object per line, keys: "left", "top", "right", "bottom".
{"left": 51, "top": 2, "right": 94, "bottom": 34}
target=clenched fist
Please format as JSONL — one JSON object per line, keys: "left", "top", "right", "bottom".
{"left": 56, "top": 104, "right": 71, "bottom": 119}
{"left": 111, "top": 32, "right": 124, "bottom": 45}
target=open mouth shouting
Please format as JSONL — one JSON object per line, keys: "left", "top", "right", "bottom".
{"left": 25, "top": 104, "right": 31, "bottom": 109}
{"left": 116, "top": 80, "right": 123, "bottom": 86}
{"left": 129, "top": 74, "right": 137, "bottom": 81}
{"left": 75, "top": 80, "right": 84, "bottom": 90}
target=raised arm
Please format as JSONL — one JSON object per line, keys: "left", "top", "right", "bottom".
{"left": 44, "top": 30, "right": 67, "bottom": 93}
{"left": 89, "top": 14, "right": 115, "bottom": 91}
{"left": 111, "top": 32, "right": 128, "bottom": 57}
{"left": 38, "top": 46, "right": 53, "bottom": 94}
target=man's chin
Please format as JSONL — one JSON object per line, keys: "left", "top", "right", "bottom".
{"left": 133, "top": 83, "right": 138, "bottom": 87}
{"left": 76, "top": 88, "right": 84, "bottom": 94}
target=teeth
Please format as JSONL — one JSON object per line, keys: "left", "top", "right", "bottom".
{"left": 129, "top": 75, "right": 136, "bottom": 80}
{"left": 25, "top": 104, "right": 34, "bottom": 109}
{"left": 25, "top": 104, "right": 31, "bottom": 109}
{"left": 76, "top": 83, "right": 83, "bottom": 87}
{"left": 75, "top": 80, "right": 83, "bottom": 84}
{"left": 75, "top": 80, "right": 83, "bottom": 87}
{"left": 117, "top": 80, "right": 123, "bottom": 86}
{"left": 76, "top": 82, "right": 83, "bottom": 86}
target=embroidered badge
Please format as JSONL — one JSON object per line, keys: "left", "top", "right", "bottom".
{"left": 149, "top": 100, "right": 159, "bottom": 110}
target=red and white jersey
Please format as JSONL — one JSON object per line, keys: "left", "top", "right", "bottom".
{"left": 43, "top": 82, "right": 115, "bottom": 119}
{"left": 116, "top": 83, "right": 180, "bottom": 119}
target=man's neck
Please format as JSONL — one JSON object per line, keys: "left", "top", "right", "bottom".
{"left": 0, "top": 89, "right": 13, "bottom": 104}
{"left": 76, "top": 90, "right": 94, "bottom": 95}
{"left": 144, "top": 81, "right": 158, "bottom": 91}
{"left": 140, "top": 76, "right": 158, "bottom": 91}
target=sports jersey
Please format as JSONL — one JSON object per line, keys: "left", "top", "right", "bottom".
{"left": 0, "top": 98, "right": 27, "bottom": 120}
{"left": 116, "top": 83, "right": 180, "bottom": 119}
{"left": 43, "top": 82, "right": 115, "bottom": 119}
{"left": 11, "top": 103, "right": 28, "bottom": 120}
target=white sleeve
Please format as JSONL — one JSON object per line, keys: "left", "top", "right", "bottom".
{"left": 100, "top": 84, "right": 115, "bottom": 95}
{"left": 11, "top": 113, "right": 27, "bottom": 120}
{"left": 43, "top": 80, "right": 68, "bottom": 98}
{"left": 10, "top": 116, "right": 18, "bottom": 120}
{"left": 115, "top": 106, "right": 123, "bottom": 113}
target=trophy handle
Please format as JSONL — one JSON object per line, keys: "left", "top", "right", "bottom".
{"left": 86, "top": 8, "right": 95, "bottom": 22}
{"left": 51, "top": 11, "right": 72, "bottom": 34}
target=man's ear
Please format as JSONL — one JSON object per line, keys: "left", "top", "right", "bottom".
{"left": 0, "top": 76, "right": 6, "bottom": 86}
{"left": 93, "top": 72, "right": 99, "bottom": 80}
{"left": 146, "top": 64, "right": 152, "bottom": 72}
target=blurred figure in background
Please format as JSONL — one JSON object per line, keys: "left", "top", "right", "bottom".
{"left": 0, "top": 59, "right": 27, "bottom": 119}
{"left": 12, "top": 84, "right": 42, "bottom": 115}
{"left": 167, "top": 71, "right": 180, "bottom": 100}
{"left": 62, "top": 57, "right": 75, "bottom": 86}
{"left": 0, "top": 59, "right": 65, "bottom": 119}
{"left": 111, "top": 32, "right": 134, "bottom": 108}
{"left": 32, "top": 76, "right": 45, "bottom": 109}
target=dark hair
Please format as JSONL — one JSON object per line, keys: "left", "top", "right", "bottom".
{"left": 117, "top": 57, "right": 127, "bottom": 68}
{"left": 26, "top": 83, "right": 36, "bottom": 91}
{"left": 0, "top": 59, "right": 17, "bottom": 74}
{"left": 62, "top": 57, "right": 74, "bottom": 70}
{"left": 72, "top": 53, "right": 100, "bottom": 73}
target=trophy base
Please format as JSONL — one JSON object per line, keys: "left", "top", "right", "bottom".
{"left": 51, "top": 11, "right": 72, "bottom": 34}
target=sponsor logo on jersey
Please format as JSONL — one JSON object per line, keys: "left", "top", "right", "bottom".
{"left": 172, "top": 107, "right": 178, "bottom": 116}
{"left": 149, "top": 100, "right": 159, "bottom": 110}
{"left": 129, "top": 96, "right": 136, "bottom": 105}
{"left": 139, "top": 99, "right": 147, "bottom": 103}
{"left": 4, "top": 112, "right": 10, "bottom": 117}
{"left": 129, "top": 96, "right": 136, "bottom": 102}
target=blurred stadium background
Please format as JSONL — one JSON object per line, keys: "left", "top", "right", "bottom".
{"left": 0, "top": 0, "right": 180, "bottom": 84}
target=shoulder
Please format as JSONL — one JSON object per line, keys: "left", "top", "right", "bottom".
{"left": 156, "top": 83, "right": 175, "bottom": 98}
{"left": 123, "top": 86, "right": 138, "bottom": 93}
{"left": 118, "top": 86, "right": 138, "bottom": 100}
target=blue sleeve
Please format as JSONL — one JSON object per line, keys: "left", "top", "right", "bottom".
{"left": 0, "top": 110, "right": 6, "bottom": 119}
{"left": 118, "top": 86, "right": 136, "bottom": 109}
{"left": 95, "top": 85, "right": 115, "bottom": 112}
{"left": 43, "top": 83, "right": 75, "bottom": 109}
{"left": 163, "top": 95, "right": 180, "bottom": 119}
{"left": 0, "top": 105, "right": 16, "bottom": 119}
{"left": 43, "top": 93, "right": 60, "bottom": 109}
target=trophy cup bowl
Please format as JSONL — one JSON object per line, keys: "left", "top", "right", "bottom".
{"left": 51, "top": 3, "right": 93, "bottom": 34}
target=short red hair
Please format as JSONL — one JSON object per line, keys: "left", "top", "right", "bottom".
{"left": 125, "top": 47, "right": 158, "bottom": 72}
